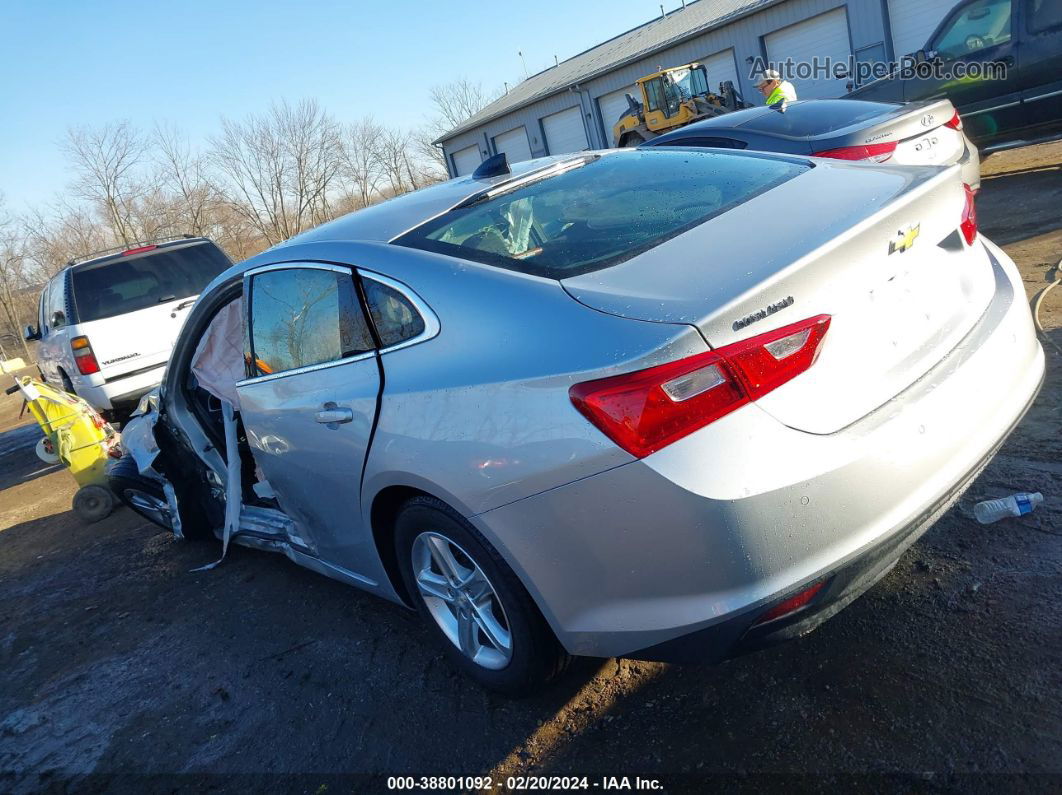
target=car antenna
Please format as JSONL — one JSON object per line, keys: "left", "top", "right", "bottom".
{"left": 472, "top": 153, "right": 510, "bottom": 180}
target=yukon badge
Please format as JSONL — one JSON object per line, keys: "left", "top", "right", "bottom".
{"left": 889, "top": 224, "right": 920, "bottom": 255}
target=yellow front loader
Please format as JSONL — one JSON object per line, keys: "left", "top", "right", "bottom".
{"left": 611, "top": 63, "right": 749, "bottom": 148}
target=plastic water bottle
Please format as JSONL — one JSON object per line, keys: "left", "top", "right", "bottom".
{"left": 973, "top": 492, "right": 1043, "bottom": 524}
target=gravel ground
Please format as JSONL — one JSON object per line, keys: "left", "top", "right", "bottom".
{"left": 1, "top": 142, "right": 1060, "bottom": 793}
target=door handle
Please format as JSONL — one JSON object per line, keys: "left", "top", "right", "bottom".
{"left": 315, "top": 407, "right": 353, "bottom": 424}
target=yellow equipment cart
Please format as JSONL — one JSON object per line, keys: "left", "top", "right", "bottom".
{"left": 5, "top": 376, "right": 122, "bottom": 522}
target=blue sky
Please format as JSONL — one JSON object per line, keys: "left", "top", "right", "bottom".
{"left": 0, "top": 0, "right": 665, "bottom": 213}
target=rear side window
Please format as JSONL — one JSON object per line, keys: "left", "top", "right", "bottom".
{"left": 362, "top": 278, "right": 425, "bottom": 348}
{"left": 395, "top": 150, "right": 805, "bottom": 278}
{"left": 71, "top": 243, "right": 231, "bottom": 323}
{"left": 247, "top": 267, "right": 373, "bottom": 378}
{"left": 742, "top": 101, "right": 903, "bottom": 137}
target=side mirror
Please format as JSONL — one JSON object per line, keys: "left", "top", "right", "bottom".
{"left": 51, "top": 310, "right": 65, "bottom": 328}
{"left": 24, "top": 324, "right": 41, "bottom": 342}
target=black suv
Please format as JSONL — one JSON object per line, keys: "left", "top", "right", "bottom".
{"left": 849, "top": 0, "right": 1062, "bottom": 151}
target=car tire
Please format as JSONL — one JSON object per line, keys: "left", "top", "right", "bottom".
{"left": 108, "top": 455, "right": 213, "bottom": 540}
{"left": 621, "top": 132, "right": 645, "bottom": 147}
{"left": 395, "top": 496, "right": 571, "bottom": 695}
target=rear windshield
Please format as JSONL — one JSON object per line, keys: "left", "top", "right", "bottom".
{"left": 395, "top": 151, "right": 806, "bottom": 278}
{"left": 72, "top": 243, "right": 231, "bottom": 323}
{"left": 742, "top": 100, "right": 903, "bottom": 137}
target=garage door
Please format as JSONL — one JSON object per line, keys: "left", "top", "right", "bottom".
{"left": 451, "top": 144, "right": 481, "bottom": 176}
{"left": 596, "top": 87, "right": 638, "bottom": 147}
{"left": 697, "top": 48, "right": 740, "bottom": 93}
{"left": 888, "top": 0, "right": 956, "bottom": 57}
{"left": 541, "top": 106, "right": 588, "bottom": 155}
{"left": 492, "top": 127, "right": 532, "bottom": 164}
{"left": 765, "top": 8, "right": 852, "bottom": 100}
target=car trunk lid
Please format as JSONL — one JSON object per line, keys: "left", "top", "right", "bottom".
{"left": 812, "top": 99, "right": 966, "bottom": 168}
{"left": 561, "top": 160, "right": 994, "bottom": 434}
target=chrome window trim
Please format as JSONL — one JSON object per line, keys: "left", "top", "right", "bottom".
{"left": 245, "top": 262, "right": 352, "bottom": 277}
{"left": 1026, "top": 88, "right": 1062, "bottom": 104}
{"left": 238, "top": 261, "right": 373, "bottom": 387}
{"left": 962, "top": 100, "right": 1021, "bottom": 118}
{"left": 357, "top": 269, "right": 441, "bottom": 354}
{"left": 236, "top": 350, "right": 376, "bottom": 387}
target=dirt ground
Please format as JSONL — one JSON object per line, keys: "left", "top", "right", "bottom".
{"left": 2, "top": 143, "right": 1060, "bottom": 793}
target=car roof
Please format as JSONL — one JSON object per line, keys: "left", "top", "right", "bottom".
{"left": 280, "top": 155, "right": 578, "bottom": 247}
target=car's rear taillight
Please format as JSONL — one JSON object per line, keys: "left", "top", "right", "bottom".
{"left": 813, "top": 142, "right": 896, "bottom": 163}
{"left": 569, "top": 315, "right": 831, "bottom": 457}
{"left": 944, "top": 111, "right": 963, "bottom": 131}
{"left": 961, "top": 183, "right": 978, "bottom": 245}
{"left": 70, "top": 336, "right": 100, "bottom": 376}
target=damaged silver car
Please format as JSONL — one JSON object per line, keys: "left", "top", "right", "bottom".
{"left": 111, "top": 148, "right": 1044, "bottom": 694}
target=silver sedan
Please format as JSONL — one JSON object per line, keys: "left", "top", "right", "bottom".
{"left": 113, "top": 148, "right": 1044, "bottom": 694}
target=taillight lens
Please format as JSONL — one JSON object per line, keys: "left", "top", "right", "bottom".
{"left": 569, "top": 315, "right": 831, "bottom": 457}
{"left": 960, "top": 183, "right": 978, "bottom": 245}
{"left": 944, "top": 111, "right": 963, "bottom": 130}
{"left": 813, "top": 141, "right": 897, "bottom": 163}
{"left": 70, "top": 335, "right": 100, "bottom": 376}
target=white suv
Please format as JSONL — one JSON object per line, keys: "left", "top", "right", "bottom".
{"left": 25, "top": 237, "right": 231, "bottom": 416}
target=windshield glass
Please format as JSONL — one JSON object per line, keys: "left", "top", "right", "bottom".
{"left": 72, "top": 243, "right": 231, "bottom": 322}
{"left": 395, "top": 150, "right": 806, "bottom": 278}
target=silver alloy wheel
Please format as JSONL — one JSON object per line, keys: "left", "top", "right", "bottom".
{"left": 124, "top": 489, "right": 171, "bottom": 528}
{"left": 411, "top": 531, "right": 513, "bottom": 670}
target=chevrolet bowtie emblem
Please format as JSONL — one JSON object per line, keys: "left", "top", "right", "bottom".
{"left": 889, "top": 224, "right": 920, "bottom": 255}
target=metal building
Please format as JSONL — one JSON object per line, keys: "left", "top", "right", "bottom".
{"left": 436, "top": 0, "right": 958, "bottom": 175}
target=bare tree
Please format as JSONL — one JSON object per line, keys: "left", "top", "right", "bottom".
{"left": 429, "top": 78, "right": 499, "bottom": 132}
{"left": 209, "top": 99, "right": 343, "bottom": 246}
{"left": 63, "top": 121, "right": 148, "bottom": 245}
{"left": 373, "top": 127, "right": 421, "bottom": 195}
{"left": 23, "top": 202, "right": 110, "bottom": 277}
{"left": 340, "top": 118, "right": 385, "bottom": 209}
{"left": 0, "top": 195, "right": 35, "bottom": 359}
{"left": 154, "top": 122, "right": 214, "bottom": 235}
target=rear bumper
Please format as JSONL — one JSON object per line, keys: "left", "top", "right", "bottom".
{"left": 77, "top": 364, "right": 166, "bottom": 411}
{"left": 629, "top": 365, "right": 1041, "bottom": 663}
{"left": 474, "top": 238, "right": 1043, "bottom": 659}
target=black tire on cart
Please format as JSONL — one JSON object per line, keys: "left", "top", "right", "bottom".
{"left": 72, "top": 484, "right": 116, "bottom": 523}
